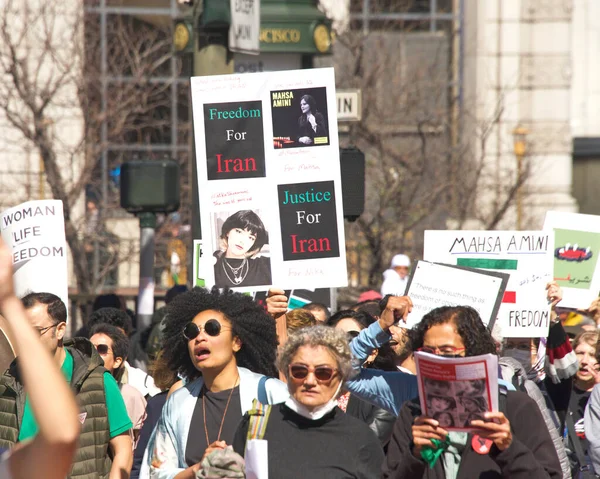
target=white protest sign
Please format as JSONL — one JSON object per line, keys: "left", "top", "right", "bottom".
{"left": 405, "top": 261, "right": 507, "bottom": 330}
{"left": 191, "top": 68, "right": 347, "bottom": 291}
{"left": 229, "top": 0, "right": 260, "bottom": 55}
{"left": 0, "top": 200, "right": 68, "bottom": 315}
{"left": 424, "top": 230, "right": 554, "bottom": 337}
{"left": 543, "top": 211, "right": 600, "bottom": 309}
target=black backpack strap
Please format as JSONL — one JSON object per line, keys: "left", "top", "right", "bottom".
{"left": 566, "top": 410, "right": 596, "bottom": 478}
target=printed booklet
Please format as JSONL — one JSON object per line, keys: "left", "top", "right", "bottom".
{"left": 414, "top": 351, "right": 499, "bottom": 431}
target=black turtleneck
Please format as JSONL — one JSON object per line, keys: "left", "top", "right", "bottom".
{"left": 232, "top": 402, "right": 384, "bottom": 479}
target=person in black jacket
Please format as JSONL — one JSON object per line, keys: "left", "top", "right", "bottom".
{"left": 383, "top": 305, "right": 562, "bottom": 479}
{"left": 297, "top": 94, "right": 327, "bottom": 145}
{"left": 233, "top": 325, "right": 383, "bottom": 479}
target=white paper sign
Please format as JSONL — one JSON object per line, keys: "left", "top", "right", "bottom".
{"left": 191, "top": 68, "right": 347, "bottom": 292}
{"left": 424, "top": 230, "right": 554, "bottom": 338}
{"left": 229, "top": 0, "right": 260, "bottom": 55}
{"left": 405, "top": 261, "right": 507, "bottom": 329}
{"left": 543, "top": 211, "right": 600, "bottom": 309}
{"left": 0, "top": 200, "right": 68, "bottom": 316}
{"left": 245, "top": 439, "right": 268, "bottom": 479}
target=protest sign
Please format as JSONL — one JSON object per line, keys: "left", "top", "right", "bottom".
{"left": 404, "top": 261, "right": 508, "bottom": 330}
{"left": 415, "top": 351, "right": 499, "bottom": 432}
{"left": 424, "top": 230, "right": 554, "bottom": 337}
{"left": 544, "top": 211, "right": 600, "bottom": 309}
{"left": 191, "top": 68, "right": 347, "bottom": 291}
{"left": 0, "top": 200, "right": 68, "bottom": 315}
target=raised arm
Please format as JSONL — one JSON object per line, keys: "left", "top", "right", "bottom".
{"left": 266, "top": 288, "right": 288, "bottom": 347}
{"left": 0, "top": 238, "right": 80, "bottom": 479}
{"left": 350, "top": 295, "right": 412, "bottom": 365}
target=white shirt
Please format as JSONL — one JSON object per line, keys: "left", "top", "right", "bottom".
{"left": 380, "top": 269, "right": 408, "bottom": 296}
{"left": 124, "top": 361, "right": 161, "bottom": 397}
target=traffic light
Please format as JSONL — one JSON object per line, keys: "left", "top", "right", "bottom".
{"left": 340, "top": 147, "right": 365, "bottom": 222}
{"left": 120, "top": 160, "right": 180, "bottom": 214}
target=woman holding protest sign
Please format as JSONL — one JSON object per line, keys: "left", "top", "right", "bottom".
{"left": 213, "top": 210, "right": 272, "bottom": 288}
{"left": 383, "top": 305, "right": 562, "bottom": 479}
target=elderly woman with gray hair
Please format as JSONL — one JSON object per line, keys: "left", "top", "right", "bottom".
{"left": 232, "top": 325, "right": 384, "bottom": 478}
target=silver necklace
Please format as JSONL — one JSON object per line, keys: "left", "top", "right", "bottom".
{"left": 222, "top": 258, "right": 249, "bottom": 285}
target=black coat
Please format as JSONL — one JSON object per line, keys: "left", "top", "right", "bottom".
{"left": 383, "top": 391, "right": 562, "bottom": 479}
{"left": 346, "top": 394, "right": 395, "bottom": 450}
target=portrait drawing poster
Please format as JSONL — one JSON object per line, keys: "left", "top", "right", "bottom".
{"left": 190, "top": 68, "right": 347, "bottom": 291}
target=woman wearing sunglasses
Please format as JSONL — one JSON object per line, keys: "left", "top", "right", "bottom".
{"left": 233, "top": 325, "right": 384, "bottom": 478}
{"left": 148, "top": 288, "right": 289, "bottom": 479}
{"left": 383, "top": 306, "right": 562, "bottom": 479}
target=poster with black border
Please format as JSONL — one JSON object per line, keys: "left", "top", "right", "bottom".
{"left": 191, "top": 68, "right": 347, "bottom": 291}
{"left": 403, "top": 260, "right": 508, "bottom": 330}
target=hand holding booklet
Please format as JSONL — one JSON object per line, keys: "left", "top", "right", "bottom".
{"left": 414, "top": 351, "right": 498, "bottom": 432}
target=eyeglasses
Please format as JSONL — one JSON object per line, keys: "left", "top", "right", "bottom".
{"left": 94, "top": 344, "right": 112, "bottom": 356}
{"left": 183, "top": 319, "right": 228, "bottom": 341}
{"left": 36, "top": 324, "right": 57, "bottom": 336}
{"left": 417, "top": 346, "right": 466, "bottom": 358}
{"left": 289, "top": 364, "right": 338, "bottom": 382}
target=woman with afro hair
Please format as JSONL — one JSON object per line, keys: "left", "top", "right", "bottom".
{"left": 383, "top": 306, "right": 562, "bottom": 479}
{"left": 147, "top": 287, "right": 288, "bottom": 479}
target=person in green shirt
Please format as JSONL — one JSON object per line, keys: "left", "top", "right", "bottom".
{"left": 0, "top": 291, "right": 134, "bottom": 479}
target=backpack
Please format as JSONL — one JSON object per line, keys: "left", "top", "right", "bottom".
{"left": 500, "top": 356, "right": 572, "bottom": 479}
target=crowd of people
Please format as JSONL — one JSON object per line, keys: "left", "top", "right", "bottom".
{"left": 3, "top": 243, "right": 600, "bottom": 479}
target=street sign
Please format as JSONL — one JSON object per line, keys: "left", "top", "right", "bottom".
{"left": 229, "top": 0, "right": 260, "bottom": 55}
{"left": 337, "top": 89, "right": 362, "bottom": 122}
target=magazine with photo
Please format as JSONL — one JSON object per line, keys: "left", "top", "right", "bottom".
{"left": 414, "top": 351, "right": 499, "bottom": 432}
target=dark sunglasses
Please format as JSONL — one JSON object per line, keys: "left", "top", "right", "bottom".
{"left": 289, "top": 364, "right": 338, "bottom": 382}
{"left": 183, "top": 319, "right": 225, "bottom": 341}
{"left": 94, "top": 344, "right": 112, "bottom": 355}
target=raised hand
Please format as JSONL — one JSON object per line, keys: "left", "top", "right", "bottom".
{"left": 378, "top": 295, "right": 413, "bottom": 330}
{"left": 266, "top": 288, "right": 288, "bottom": 319}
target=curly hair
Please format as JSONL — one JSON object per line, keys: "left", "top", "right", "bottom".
{"left": 162, "top": 287, "right": 279, "bottom": 381}
{"left": 285, "top": 309, "right": 317, "bottom": 333}
{"left": 409, "top": 306, "right": 497, "bottom": 357}
{"left": 277, "top": 325, "right": 357, "bottom": 383}
{"left": 87, "top": 307, "right": 133, "bottom": 336}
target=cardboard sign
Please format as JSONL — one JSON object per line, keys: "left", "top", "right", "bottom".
{"left": 191, "top": 68, "right": 347, "bottom": 292}
{"left": 0, "top": 200, "right": 68, "bottom": 316}
{"left": 424, "top": 230, "right": 554, "bottom": 337}
{"left": 544, "top": 211, "right": 600, "bottom": 309}
{"left": 404, "top": 261, "right": 508, "bottom": 330}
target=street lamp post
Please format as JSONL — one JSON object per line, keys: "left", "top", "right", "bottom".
{"left": 512, "top": 126, "right": 528, "bottom": 230}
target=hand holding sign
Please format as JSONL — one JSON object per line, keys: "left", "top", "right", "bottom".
{"left": 545, "top": 281, "right": 562, "bottom": 309}
{"left": 266, "top": 287, "right": 288, "bottom": 318}
{"left": 378, "top": 295, "right": 413, "bottom": 330}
